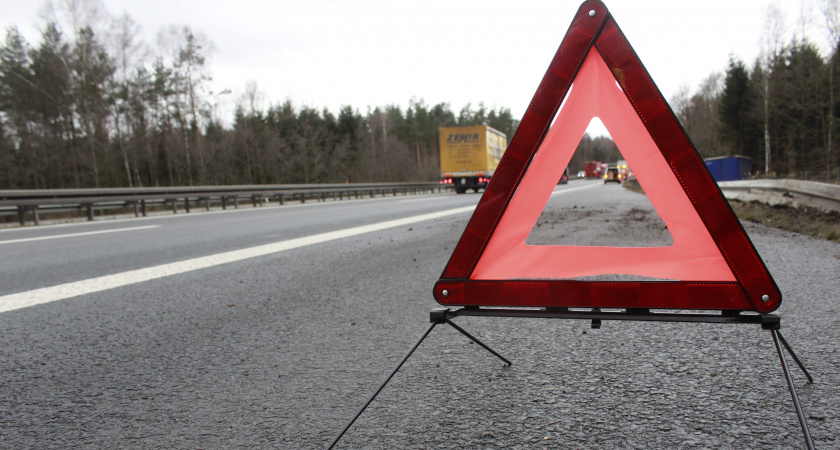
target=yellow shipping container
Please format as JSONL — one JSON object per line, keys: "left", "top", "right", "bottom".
{"left": 439, "top": 125, "right": 507, "bottom": 193}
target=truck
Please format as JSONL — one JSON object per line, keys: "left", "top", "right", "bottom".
{"left": 439, "top": 125, "right": 507, "bottom": 194}
{"left": 584, "top": 160, "right": 604, "bottom": 178}
{"left": 704, "top": 155, "right": 753, "bottom": 182}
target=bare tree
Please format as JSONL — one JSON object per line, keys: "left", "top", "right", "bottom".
{"left": 156, "top": 25, "right": 214, "bottom": 185}
{"left": 674, "top": 73, "right": 725, "bottom": 158}
{"left": 39, "top": 0, "right": 108, "bottom": 42}
{"left": 238, "top": 80, "right": 265, "bottom": 116}
{"left": 821, "top": 0, "right": 840, "bottom": 180}
{"left": 760, "top": 4, "right": 788, "bottom": 177}
{"left": 109, "top": 13, "right": 143, "bottom": 187}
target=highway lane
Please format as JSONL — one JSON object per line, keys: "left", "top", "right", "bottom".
{"left": 0, "top": 180, "right": 603, "bottom": 301}
{"left": 0, "top": 181, "right": 606, "bottom": 311}
{"left": 0, "top": 179, "right": 836, "bottom": 448}
{"left": 0, "top": 188, "right": 485, "bottom": 297}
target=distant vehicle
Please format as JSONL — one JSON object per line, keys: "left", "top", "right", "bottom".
{"left": 704, "top": 155, "right": 753, "bottom": 181}
{"left": 558, "top": 173, "right": 568, "bottom": 184}
{"left": 616, "top": 160, "right": 631, "bottom": 179}
{"left": 576, "top": 170, "right": 585, "bottom": 178}
{"left": 604, "top": 164, "right": 621, "bottom": 183}
{"left": 439, "top": 125, "right": 507, "bottom": 194}
{"left": 584, "top": 160, "right": 604, "bottom": 178}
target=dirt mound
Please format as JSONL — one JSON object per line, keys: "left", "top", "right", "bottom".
{"left": 729, "top": 200, "right": 840, "bottom": 242}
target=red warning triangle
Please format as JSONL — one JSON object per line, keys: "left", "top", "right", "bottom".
{"left": 434, "top": 0, "right": 781, "bottom": 313}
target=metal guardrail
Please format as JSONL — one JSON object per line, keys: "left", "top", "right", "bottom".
{"left": 0, "top": 182, "right": 453, "bottom": 226}
{"left": 717, "top": 179, "right": 840, "bottom": 213}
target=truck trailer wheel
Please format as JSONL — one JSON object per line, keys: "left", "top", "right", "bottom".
{"left": 455, "top": 187, "right": 466, "bottom": 194}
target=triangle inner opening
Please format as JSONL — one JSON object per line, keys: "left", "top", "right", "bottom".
{"left": 525, "top": 118, "right": 674, "bottom": 247}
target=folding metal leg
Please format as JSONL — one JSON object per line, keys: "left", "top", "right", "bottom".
{"left": 327, "top": 308, "right": 816, "bottom": 449}
{"left": 776, "top": 330, "right": 813, "bottom": 383}
{"left": 444, "top": 319, "right": 511, "bottom": 366}
{"left": 326, "top": 321, "right": 438, "bottom": 450}
{"left": 326, "top": 309, "right": 509, "bottom": 449}
{"left": 770, "top": 329, "right": 815, "bottom": 450}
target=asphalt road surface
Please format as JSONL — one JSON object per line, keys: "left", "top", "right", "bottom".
{"left": 0, "top": 180, "right": 837, "bottom": 448}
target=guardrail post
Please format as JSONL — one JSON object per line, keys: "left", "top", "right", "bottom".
{"left": 17, "top": 206, "right": 25, "bottom": 226}
{"left": 278, "top": 194, "right": 284, "bottom": 205}
{"left": 85, "top": 203, "right": 94, "bottom": 221}
{"left": 132, "top": 201, "right": 139, "bottom": 217}
{"left": 171, "top": 199, "right": 177, "bottom": 214}
{"left": 141, "top": 200, "right": 147, "bottom": 217}
{"left": 221, "top": 197, "right": 227, "bottom": 210}
{"left": 184, "top": 198, "right": 191, "bottom": 213}
{"left": 204, "top": 197, "right": 210, "bottom": 211}
{"left": 234, "top": 197, "right": 239, "bottom": 209}
{"left": 300, "top": 193, "right": 306, "bottom": 204}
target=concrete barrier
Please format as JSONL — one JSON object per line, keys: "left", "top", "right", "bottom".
{"left": 718, "top": 179, "right": 840, "bottom": 212}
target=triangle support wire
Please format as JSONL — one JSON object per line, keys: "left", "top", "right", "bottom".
{"left": 325, "top": 310, "right": 510, "bottom": 450}
{"left": 327, "top": 308, "right": 815, "bottom": 449}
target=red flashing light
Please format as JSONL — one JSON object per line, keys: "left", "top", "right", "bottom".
{"left": 434, "top": 0, "right": 780, "bottom": 313}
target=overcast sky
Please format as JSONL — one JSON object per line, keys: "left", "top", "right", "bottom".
{"left": 1, "top": 0, "right": 830, "bottom": 133}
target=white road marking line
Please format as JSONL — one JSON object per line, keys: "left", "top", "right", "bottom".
{"left": 0, "top": 206, "right": 475, "bottom": 314}
{"left": 0, "top": 225, "right": 160, "bottom": 245}
{"left": 398, "top": 194, "right": 453, "bottom": 203}
{"left": 550, "top": 183, "right": 601, "bottom": 197}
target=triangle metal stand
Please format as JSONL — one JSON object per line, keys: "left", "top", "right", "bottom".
{"left": 327, "top": 307, "right": 814, "bottom": 450}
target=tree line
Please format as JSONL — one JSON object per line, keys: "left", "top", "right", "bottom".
{"left": 673, "top": 2, "right": 840, "bottom": 182}
{"left": 4, "top": 0, "right": 839, "bottom": 190}
{"left": 0, "top": 2, "right": 518, "bottom": 190}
